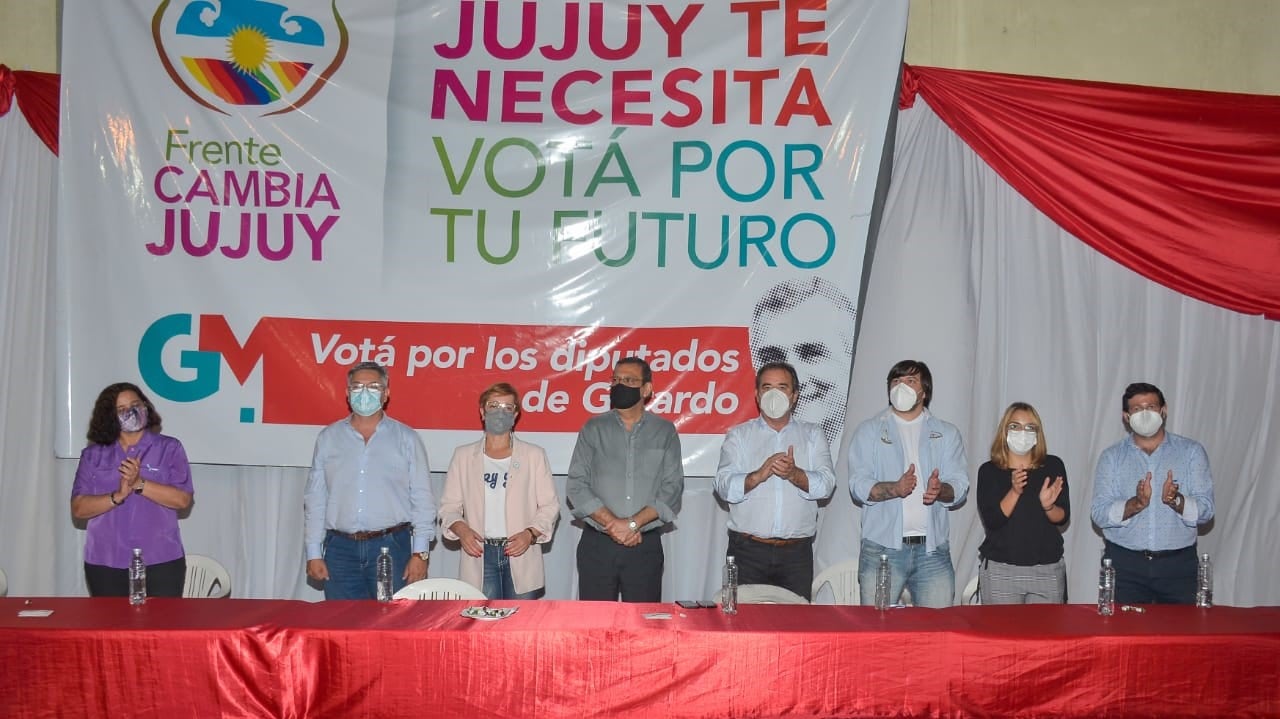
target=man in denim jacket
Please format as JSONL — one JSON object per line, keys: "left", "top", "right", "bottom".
{"left": 847, "top": 360, "right": 968, "bottom": 607}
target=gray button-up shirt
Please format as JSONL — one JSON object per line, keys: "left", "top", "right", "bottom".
{"left": 566, "top": 410, "right": 684, "bottom": 532}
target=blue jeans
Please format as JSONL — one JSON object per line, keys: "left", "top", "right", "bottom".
{"left": 858, "top": 538, "right": 955, "bottom": 608}
{"left": 482, "top": 543, "right": 541, "bottom": 600}
{"left": 322, "top": 527, "right": 411, "bottom": 600}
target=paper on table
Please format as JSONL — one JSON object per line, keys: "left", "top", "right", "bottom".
{"left": 18, "top": 610, "right": 54, "bottom": 617}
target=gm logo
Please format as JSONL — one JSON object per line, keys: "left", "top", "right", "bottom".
{"left": 152, "top": 0, "right": 349, "bottom": 117}
{"left": 139, "top": 313, "right": 268, "bottom": 421}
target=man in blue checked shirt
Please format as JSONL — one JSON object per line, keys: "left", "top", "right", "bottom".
{"left": 1091, "top": 382, "right": 1214, "bottom": 604}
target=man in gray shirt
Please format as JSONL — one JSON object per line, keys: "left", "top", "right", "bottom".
{"left": 567, "top": 357, "right": 684, "bottom": 601}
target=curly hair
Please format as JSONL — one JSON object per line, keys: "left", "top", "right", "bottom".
{"left": 86, "top": 382, "right": 162, "bottom": 445}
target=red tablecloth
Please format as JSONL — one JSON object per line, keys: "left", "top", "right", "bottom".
{"left": 3, "top": 598, "right": 1278, "bottom": 718}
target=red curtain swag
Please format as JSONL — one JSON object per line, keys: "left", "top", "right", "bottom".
{"left": 902, "top": 64, "right": 1280, "bottom": 320}
{"left": 0, "top": 64, "right": 59, "bottom": 155}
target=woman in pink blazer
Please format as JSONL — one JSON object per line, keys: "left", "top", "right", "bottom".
{"left": 439, "top": 382, "right": 560, "bottom": 598}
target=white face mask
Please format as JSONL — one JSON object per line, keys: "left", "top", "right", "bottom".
{"left": 1128, "top": 409, "right": 1164, "bottom": 438}
{"left": 1006, "top": 430, "right": 1037, "bottom": 455}
{"left": 759, "top": 388, "right": 792, "bottom": 420}
{"left": 889, "top": 383, "right": 918, "bottom": 413}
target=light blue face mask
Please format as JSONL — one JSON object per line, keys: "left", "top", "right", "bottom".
{"left": 349, "top": 388, "right": 383, "bottom": 417}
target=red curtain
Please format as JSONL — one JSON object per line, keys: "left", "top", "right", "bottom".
{"left": 902, "top": 64, "right": 1280, "bottom": 320}
{"left": 0, "top": 64, "right": 59, "bottom": 155}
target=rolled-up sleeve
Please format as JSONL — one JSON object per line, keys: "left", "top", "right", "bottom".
{"left": 848, "top": 422, "right": 880, "bottom": 505}
{"left": 938, "top": 426, "right": 969, "bottom": 508}
{"left": 801, "top": 426, "right": 836, "bottom": 500}
{"left": 714, "top": 428, "right": 749, "bottom": 503}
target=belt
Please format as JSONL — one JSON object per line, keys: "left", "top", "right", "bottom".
{"left": 732, "top": 530, "right": 812, "bottom": 547}
{"left": 901, "top": 535, "right": 927, "bottom": 546}
{"left": 329, "top": 522, "right": 411, "bottom": 541}
{"left": 1109, "top": 541, "right": 1194, "bottom": 561}
{"left": 483, "top": 537, "right": 509, "bottom": 547}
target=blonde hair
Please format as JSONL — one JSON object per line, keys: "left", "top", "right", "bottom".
{"left": 989, "top": 402, "right": 1047, "bottom": 469}
{"left": 478, "top": 382, "right": 521, "bottom": 409}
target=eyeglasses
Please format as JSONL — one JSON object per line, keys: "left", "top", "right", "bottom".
{"left": 348, "top": 382, "right": 385, "bottom": 393}
{"left": 611, "top": 376, "right": 645, "bottom": 387}
{"left": 485, "top": 401, "right": 518, "bottom": 413}
{"left": 1006, "top": 423, "right": 1039, "bottom": 433}
{"left": 1127, "top": 403, "right": 1161, "bottom": 414}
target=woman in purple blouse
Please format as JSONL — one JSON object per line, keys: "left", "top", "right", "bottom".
{"left": 70, "top": 382, "right": 194, "bottom": 597}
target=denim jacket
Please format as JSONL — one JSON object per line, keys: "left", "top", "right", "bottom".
{"left": 847, "top": 407, "right": 969, "bottom": 553}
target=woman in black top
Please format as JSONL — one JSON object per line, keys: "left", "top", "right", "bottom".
{"left": 976, "top": 402, "right": 1069, "bottom": 604}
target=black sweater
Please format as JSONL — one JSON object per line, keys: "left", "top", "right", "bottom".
{"left": 976, "top": 455, "right": 1070, "bottom": 566}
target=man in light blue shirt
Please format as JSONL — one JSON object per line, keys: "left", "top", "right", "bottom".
{"left": 714, "top": 361, "right": 836, "bottom": 600}
{"left": 304, "top": 362, "right": 436, "bottom": 600}
{"left": 848, "top": 360, "right": 968, "bottom": 607}
{"left": 1090, "top": 382, "right": 1214, "bottom": 604}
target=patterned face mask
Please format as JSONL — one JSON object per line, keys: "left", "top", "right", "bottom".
{"left": 118, "top": 405, "right": 149, "bottom": 433}
{"left": 484, "top": 408, "right": 516, "bottom": 435}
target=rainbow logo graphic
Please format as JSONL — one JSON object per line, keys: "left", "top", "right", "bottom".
{"left": 153, "top": 0, "right": 348, "bottom": 116}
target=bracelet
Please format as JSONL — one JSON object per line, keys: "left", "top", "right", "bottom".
{"left": 109, "top": 492, "right": 123, "bottom": 506}
{"left": 527, "top": 527, "right": 537, "bottom": 543}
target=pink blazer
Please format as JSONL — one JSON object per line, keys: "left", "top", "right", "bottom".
{"left": 438, "top": 437, "right": 560, "bottom": 595}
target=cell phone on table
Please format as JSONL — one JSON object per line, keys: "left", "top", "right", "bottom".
{"left": 675, "top": 600, "right": 705, "bottom": 609}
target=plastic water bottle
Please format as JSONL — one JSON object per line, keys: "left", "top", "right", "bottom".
{"left": 721, "top": 555, "right": 738, "bottom": 615}
{"left": 128, "top": 548, "right": 147, "bottom": 605}
{"left": 874, "top": 554, "right": 891, "bottom": 610}
{"left": 376, "top": 547, "right": 394, "bottom": 602}
{"left": 1196, "top": 553, "right": 1213, "bottom": 608}
{"left": 1097, "top": 558, "right": 1115, "bottom": 616}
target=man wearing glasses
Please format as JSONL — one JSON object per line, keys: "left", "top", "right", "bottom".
{"left": 1090, "top": 382, "right": 1215, "bottom": 604}
{"left": 567, "top": 357, "right": 685, "bottom": 601}
{"left": 304, "top": 361, "right": 436, "bottom": 599}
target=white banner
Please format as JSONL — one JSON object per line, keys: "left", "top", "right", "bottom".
{"left": 57, "top": 0, "right": 908, "bottom": 474}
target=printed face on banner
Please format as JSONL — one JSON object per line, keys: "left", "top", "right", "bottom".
{"left": 749, "top": 278, "right": 856, "bottom": 445}
{"left": 58, "top": 1, "right": 908, "bottom": 473}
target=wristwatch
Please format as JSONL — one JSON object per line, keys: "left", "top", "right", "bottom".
{"left": 414, "top": 551, "right": 430, "bottom": 562}
{"left": 627, "top": 518, "right": 638, "bottom": 531}
{"left": 134, "top": 478, "right": 146, "bottom": 495}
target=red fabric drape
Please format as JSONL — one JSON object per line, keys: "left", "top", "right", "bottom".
{"left": 0, "top": 64, "right": 60, "bottom": 155}
{"left": 902, "top": 64, "right": 1280, "bottom": 320}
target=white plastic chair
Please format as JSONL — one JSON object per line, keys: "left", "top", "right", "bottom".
{"left": 183, "top": 554, "right": 232, "bottom": 598}
{"left": 393, "top": 577, "right": 487, "bottom": 600}
{"left": 811, "top": 560, "right": 860, "bottom": 604}
{"left": 719, "top": 583, "right": 809, "bottom": 605}
{"left": 0, "top": 567, "right": 7, "bottom": 597}
{"left": 963, "top": 574, "right": 980, "bottom": 605}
